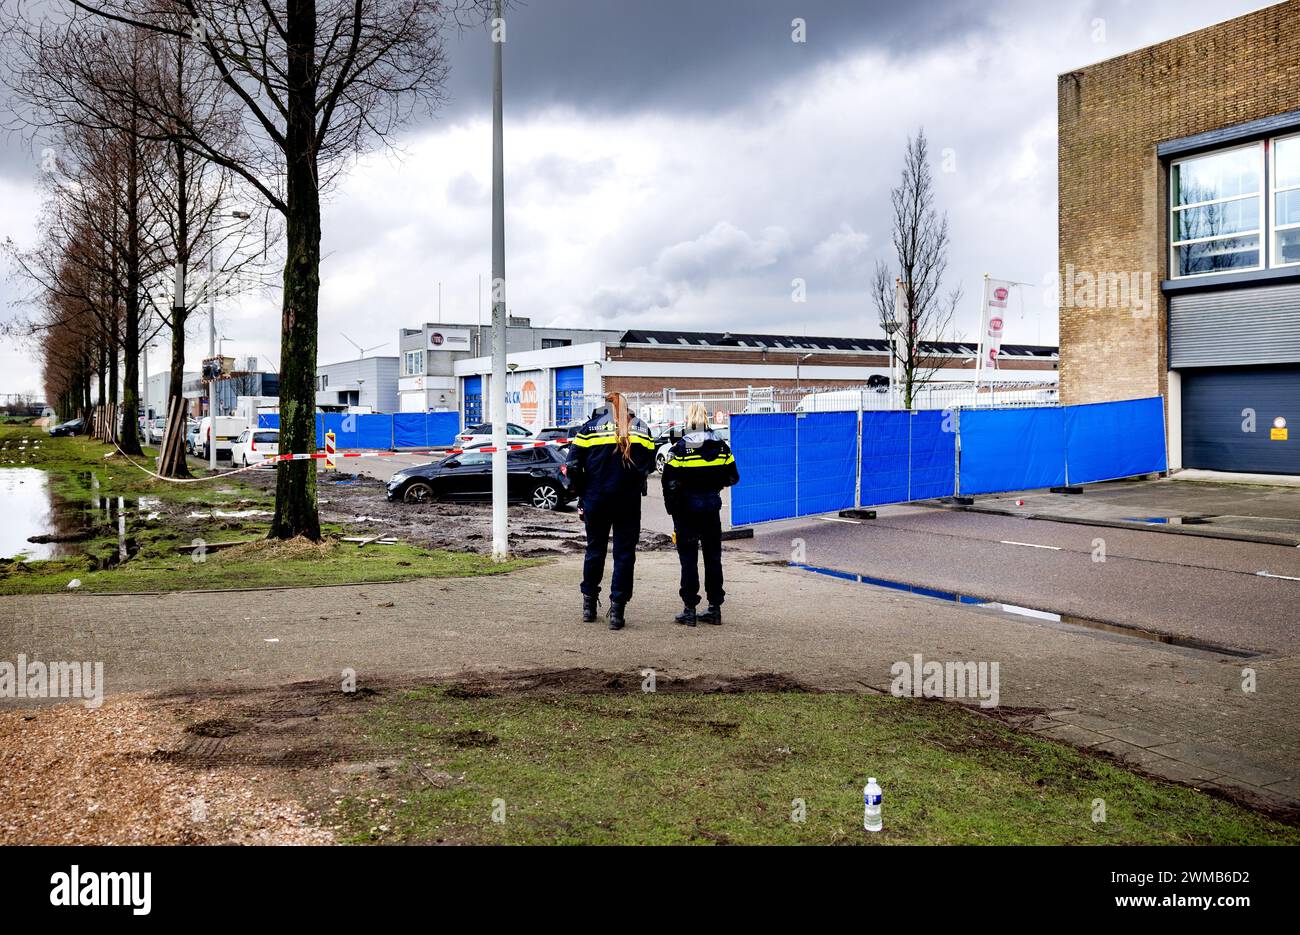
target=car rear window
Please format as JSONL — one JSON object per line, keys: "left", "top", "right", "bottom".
{"left": 254, "top": 432, "right": 278, "bottom": 444}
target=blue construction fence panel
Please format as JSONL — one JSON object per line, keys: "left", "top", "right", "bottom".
{"left": 857, "top": 411, "right": 956, "bottom": 506}
{"left": 1064, "top": 396, "right": 1166, "bottom": 484}
{"left": 859, "top": 412, "right": 909, "bottom": 506}
{"left": 958, "top": 407, "right": 1066, "bottom": 495}
{"left": 796, "top": 411, "right": 858, "bottom": 515}
{"left": 357, "top": 414, "right": 393, "bottom": 449}
{"left": 907, "top": 410, "right": 957, "bottom": 501}
{"left": 427, "top": 411, "right": 460, "bottom": 447}
{"left": 392, "top": 412, "right": 427, "bottom": 448}
{"left": 391, "top": 411, "right": 461, "bottom": 448}
{"left": 729, "top": 413, "right": 797, "bottom": 525}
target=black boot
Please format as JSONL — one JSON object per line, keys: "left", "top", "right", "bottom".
{"left": 607, "top": 602, "right": 626, "bottom": 631}
{"left": 582, "top": 594, "right": 599, "bottom": 623}
{"left": 675, "top": 605, "right": 697, "bottom": 627}
{"left": 698, "top": 604, "right": 722, "bottom": 625}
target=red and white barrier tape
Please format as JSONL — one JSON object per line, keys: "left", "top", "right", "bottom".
{"left": 107, "top": 437, "right": 580, "bottom": 483}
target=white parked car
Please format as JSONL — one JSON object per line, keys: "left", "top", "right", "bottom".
{"left": 231, "top": 427, "right": 281, "bottom": 467}
{"left": 455, "top": 422, "right": 534, "bottom": 450}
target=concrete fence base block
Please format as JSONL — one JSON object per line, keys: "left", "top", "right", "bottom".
{"left": 720, "top": 527, "right": 755, "bottom": 541}
{"left": 948, "top": 496, "right": 976, "bottom": 506}
{"left": 1051, "top": 486, "right": 1085, "bottom": 494}
{"left": 838, "top": 509, "right": 878, "bottom": 520}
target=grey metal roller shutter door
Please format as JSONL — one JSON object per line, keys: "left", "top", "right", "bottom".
{"left": 1169, "top": 285, "right": 1300, "bottom": 368}
{"left": 1181, "top": 365, "right": 1300, "bottom": 474}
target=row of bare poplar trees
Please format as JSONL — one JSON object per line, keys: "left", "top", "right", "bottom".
{"left": 2, "top": 0, "right": 476, "bottom": 536}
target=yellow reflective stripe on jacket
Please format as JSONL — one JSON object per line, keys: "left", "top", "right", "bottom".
{"left": 667, "top": 453, "right": 735, "bottom": 468}
{"left": 574, "top": 431, "right": 655, "bottom": 449}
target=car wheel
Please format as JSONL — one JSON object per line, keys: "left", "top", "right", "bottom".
{"left": 655, "top": 450, "right": 669, "bottom": 473}
{"left": 403, "top": 480, "right": 436, "bottom": 504}
{"left": 531, "top": 482, "right": 560, "bottom": 510}
{"left": 241, "top": 455, "right": 248, "bottom": 467}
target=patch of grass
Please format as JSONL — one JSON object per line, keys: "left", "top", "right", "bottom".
{"left": 1, "top": 424, "right": 540, "bottom": 593}
{"left": 0, "top": 424, "right": 267, "bottom": 505}
{"left": 330, "top": 688, "right": 1300, "bottom": 845}
{"left": 0, "top": 536, "right": 536, "bottom": 594}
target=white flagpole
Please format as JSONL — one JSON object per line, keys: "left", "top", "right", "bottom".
{"left": 975, "top": 273, "right": 989, "bottom": 396}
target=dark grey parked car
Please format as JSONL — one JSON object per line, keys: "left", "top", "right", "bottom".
{"left": 386, "top": 446, "right": 573, "bottom": 510}
{"left": 48, "top": 418, "right": 85, "bottom": 437}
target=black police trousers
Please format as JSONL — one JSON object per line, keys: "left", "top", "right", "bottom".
{"left": 581, "top": 495, "right": 641, "bottom": 606}
{"left": 673, "top": 508, "right": 724, "bottom": 607}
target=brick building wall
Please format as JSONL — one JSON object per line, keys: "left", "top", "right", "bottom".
{"left": 1057, "top": 1, "right": 1300, "bottom": 404}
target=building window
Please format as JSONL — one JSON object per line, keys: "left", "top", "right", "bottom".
{"left": 1170, "top": 142, "right": 1263, "bottom": 277}
{"left": 1272, "top": 133, "right": 1300, "bottom": 267}
{"left": 318, "top": 375, "right": 328, "bottom": 390}
{"left": 403, "top": 349, "right": 424, "bottom": 375}
{"left": 541, "top": 338, "right": 571, "bottom": 349}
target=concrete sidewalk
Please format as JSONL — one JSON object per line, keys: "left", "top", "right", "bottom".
{"left": 940, "top": 476, "right": 1300, "bottom": 546}
{"left": 2, "top": 551, "right": 1297, "bottom": 811}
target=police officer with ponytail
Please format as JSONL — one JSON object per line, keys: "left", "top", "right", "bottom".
{"left": 567, "top": 393, "right": 656, "bottom": 630}
{"left": 661, "top": 404, "right": 740, "bottom": 626}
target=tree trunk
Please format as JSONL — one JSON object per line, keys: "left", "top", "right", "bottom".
{"left": 269, "top": 0, "right": 322, "bottom": 541}
{"left": 118, "top": 108, "right": 144, "bottom": 456}
{"left": 95, "top": 340, "right": 106, "bottom": 437}
{"left": 108, "top": 314, "right": 119, "bottom": 443}
{"left": 159, "top": 132, "right": 191, "bottom": 476}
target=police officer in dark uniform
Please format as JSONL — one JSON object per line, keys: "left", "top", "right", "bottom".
{"left": 566, "top": 393, "right": 656, "bottom": 630}
{"left": 660, "top": 404, "right": 740, "bottom": 626}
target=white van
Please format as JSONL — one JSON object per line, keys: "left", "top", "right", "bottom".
{"left": 197, "top": 416, "right": 249, "bottom": 461}
{"left": 794, "top": 390, "right": 869, "bottom": 413}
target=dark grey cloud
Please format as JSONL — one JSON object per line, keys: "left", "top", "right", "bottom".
{"left": 438, "top": 0, "right": 988, "bottom": 119}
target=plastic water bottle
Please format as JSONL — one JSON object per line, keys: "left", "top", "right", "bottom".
{"left": 863, "top": 778, "right": 882, "bottom": 832}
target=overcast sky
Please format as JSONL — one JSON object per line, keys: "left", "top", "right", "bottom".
{"left": 0, "top": 0, "right": 1275, "bottom": 397}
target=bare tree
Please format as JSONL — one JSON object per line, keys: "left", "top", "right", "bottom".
{"left": 6, "top": 0, "right": 463, "bottom": 539}
{"left": 872, "top": 129, "right": 962, "bottom": 409}
{"left": 5, "top": 9, "right": 276, "bottom": 472}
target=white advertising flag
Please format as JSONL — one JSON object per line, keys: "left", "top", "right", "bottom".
{"left": 981, "top": 279, "right": 1014, "bottom": 371}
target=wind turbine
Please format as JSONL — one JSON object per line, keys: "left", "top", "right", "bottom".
{"left": 341, "top": 333, "right": 389, "bottom": 358}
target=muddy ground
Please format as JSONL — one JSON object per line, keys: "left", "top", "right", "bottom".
{"left": 304, "top": 471, "right": 671, "bottom": 557}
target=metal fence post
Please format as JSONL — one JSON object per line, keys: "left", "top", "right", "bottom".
{"left": 953, "top": 407, "right": 961, "bottom": 499}
{"left": 906, "top": 408, "right": 913, "bottom": 504}
{"left": 854, "top": 394, "right": 863, "bottom": 509}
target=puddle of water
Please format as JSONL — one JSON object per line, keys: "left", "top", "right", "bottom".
{"left": 789, "top": 562, "right": 1255, "bottom": 657}
{"left": 0, "top": 468, "right": 68, "bottom": 560}
{"left": 0, "top": 468, "right": 110, "bottom": 561}
{"left": 0, "top": 467, "right": 146, "bottom": 563}
{"left": 1120, "top": 516, "right": 1209, "bottom": 525}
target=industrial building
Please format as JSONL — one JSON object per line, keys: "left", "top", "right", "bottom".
{"left": 453, "top": 330, "right": 1059, "bottom": 434}
{"left": 315, "top": 356, "right": 400, "bottom": 412}
{"left": 1058, "top": 3, "right": 1300, "bottom": 474}
{"left": 396, "top": 318, "right": 621, "bottom": 413}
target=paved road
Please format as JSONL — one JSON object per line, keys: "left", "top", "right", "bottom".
{"left": 744, "top": 506, "right": 1300, "bottom": 654}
